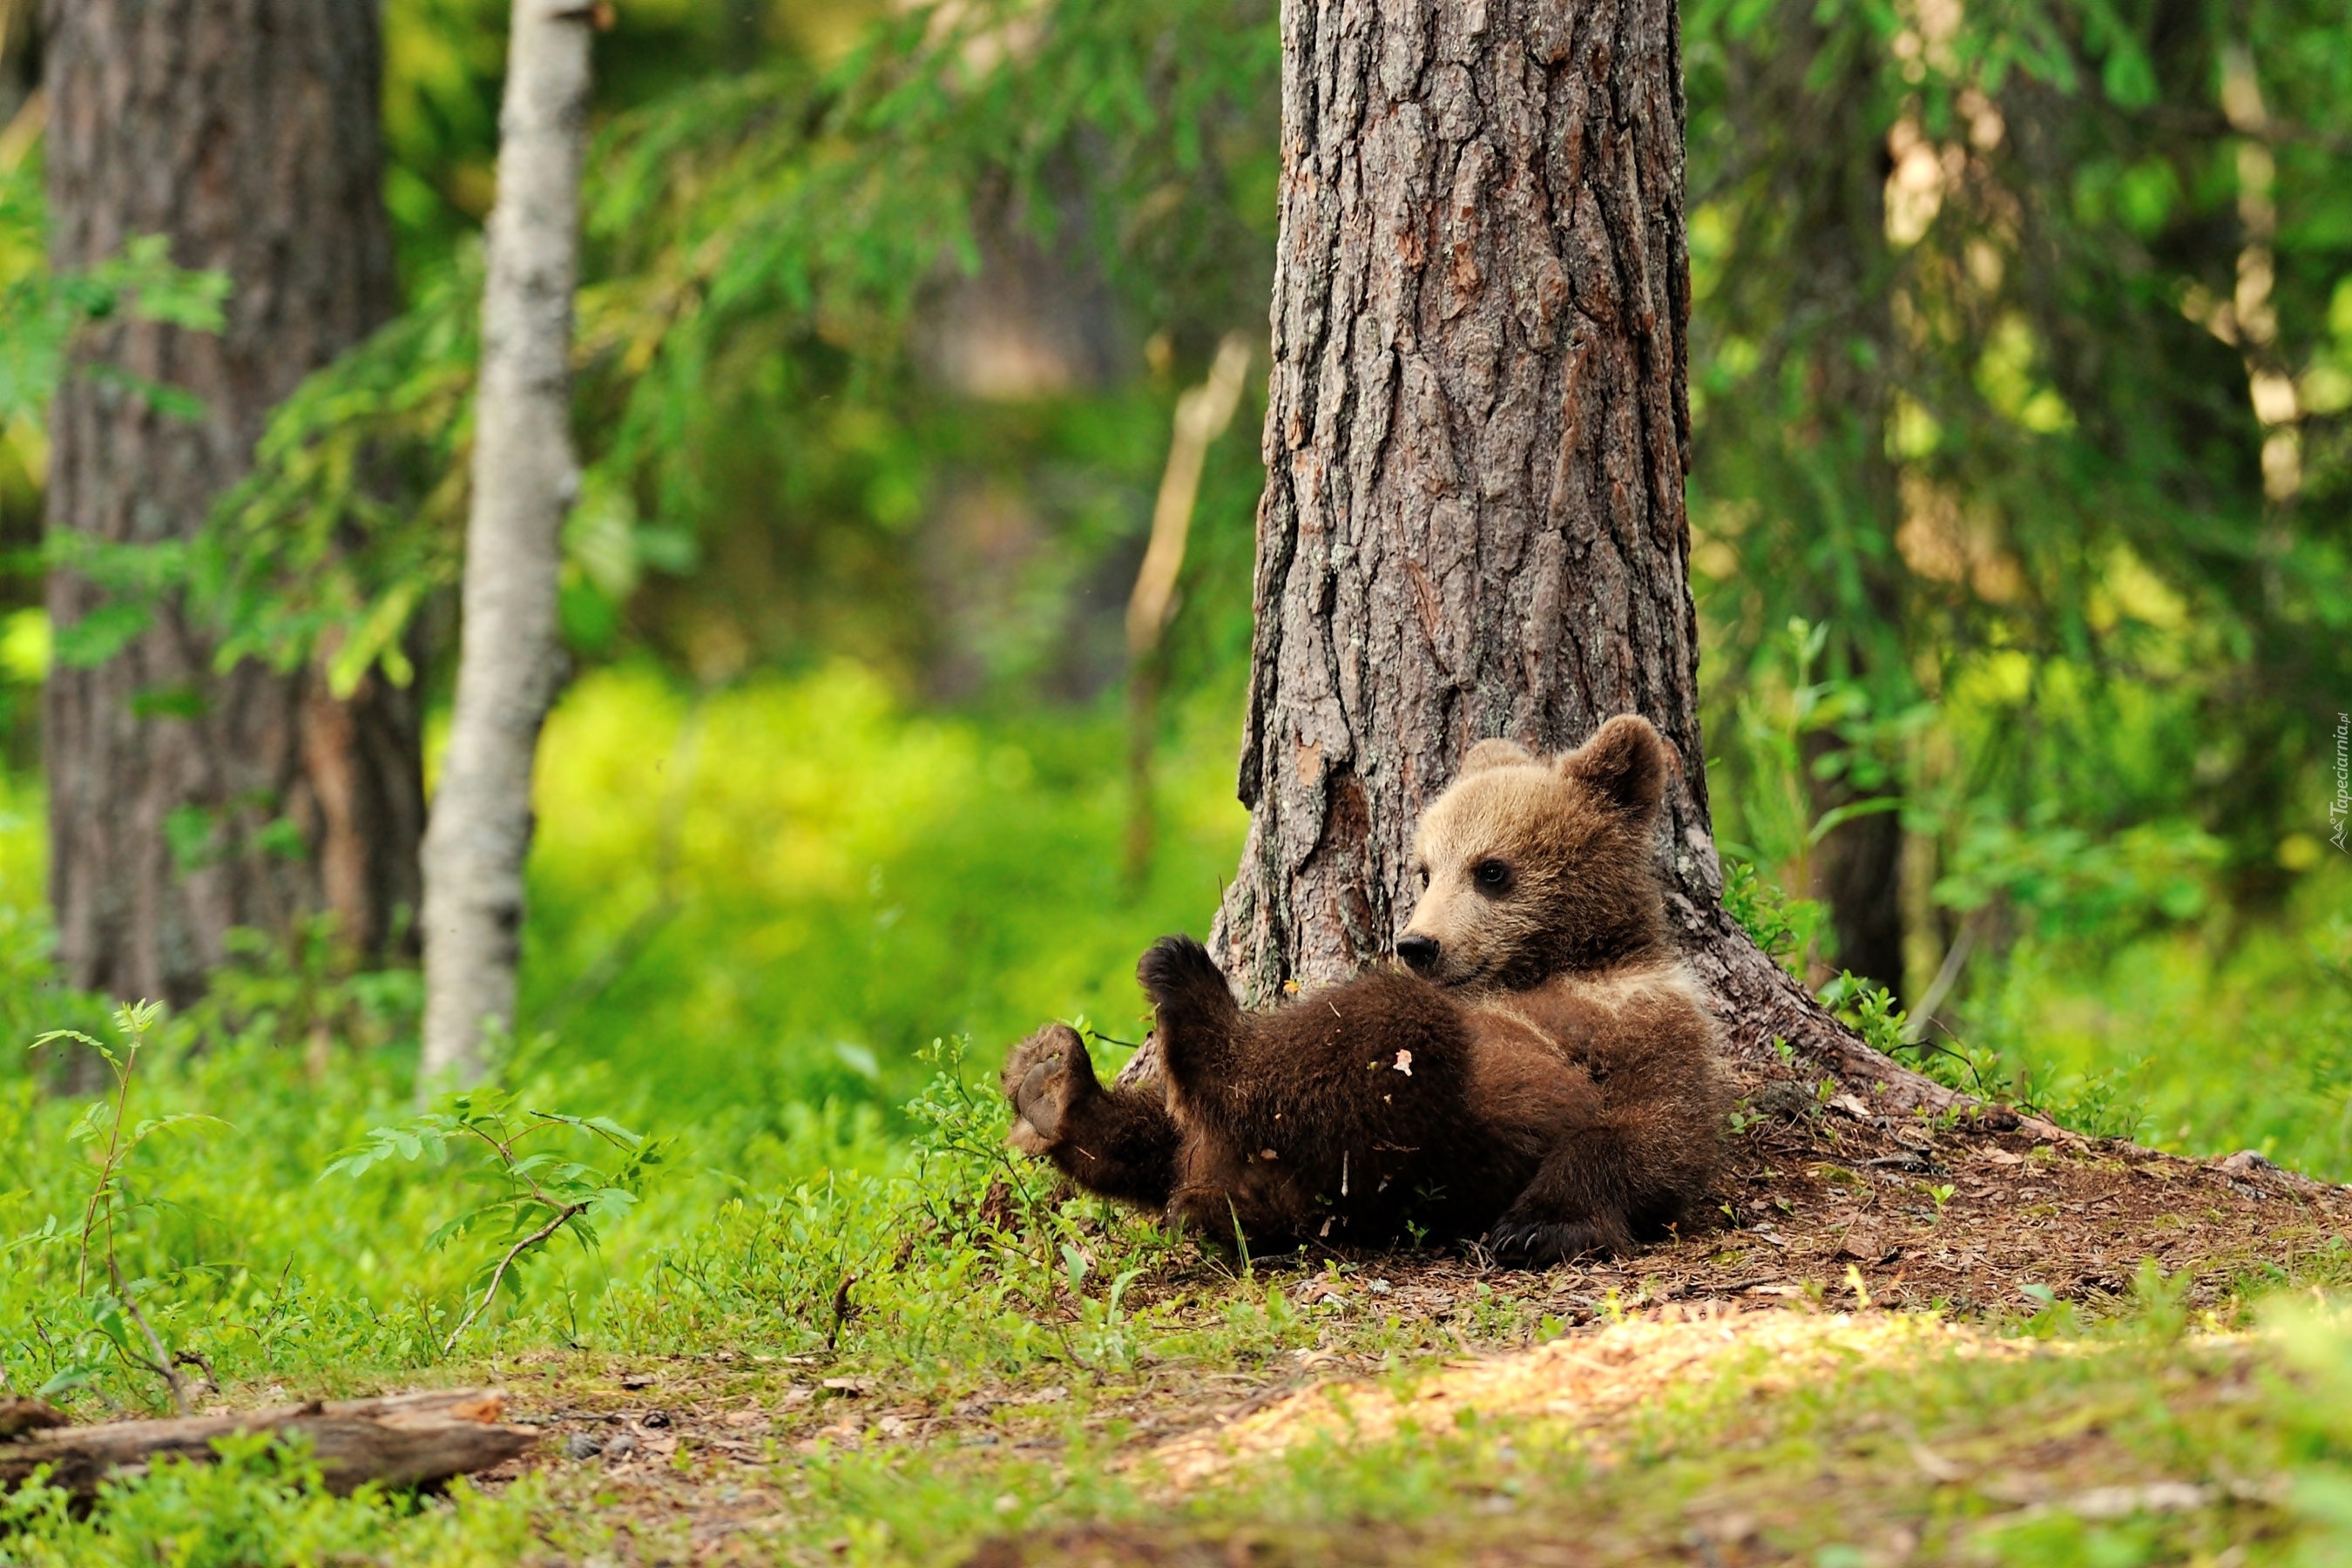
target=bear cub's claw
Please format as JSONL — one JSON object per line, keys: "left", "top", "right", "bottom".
{"left": 1484, "top": 1215, "right": 1630, "bottom": 1267}
{"left": 1002, "top": 1023, "right": 1100, "bottom": 1156}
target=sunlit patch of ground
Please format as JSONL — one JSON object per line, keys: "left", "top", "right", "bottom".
{"left": 1143, "top": 1306, "right": 2019, "bottom": 1491}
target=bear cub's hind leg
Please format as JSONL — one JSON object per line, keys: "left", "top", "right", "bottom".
{"left": 1135, "top": 935, "right": 1246, "bottom": 1092}
{"left": 1001, "top": 1024, "right": 1180, "bottom": 1209}
{"left": 1003, "top": 1024, "right": 1092, "bottom": 1153}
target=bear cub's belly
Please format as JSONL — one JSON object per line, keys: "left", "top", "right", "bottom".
{"left": 1159, "top": 958, "right": 1721, "bottom": 1252}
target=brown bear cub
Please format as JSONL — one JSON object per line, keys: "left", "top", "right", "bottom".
{"left": 1000, "top": 715, "right": 1730, "bottom": 1266}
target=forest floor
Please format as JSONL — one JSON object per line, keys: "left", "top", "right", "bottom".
{"left": 424, "top": 1078, "right": 2352, "bottom": 1567}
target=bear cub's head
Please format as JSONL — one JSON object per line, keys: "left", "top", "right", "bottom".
{"left": 1396, "top": 714, "right": 1673, "bottom": 991}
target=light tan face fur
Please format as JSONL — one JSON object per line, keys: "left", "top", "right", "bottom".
{"left": 1396, "top": 720, "right": 1669, "bottom": 990}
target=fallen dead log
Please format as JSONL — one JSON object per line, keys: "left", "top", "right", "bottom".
{"left": 0, "top": 1389, "right": 535, "bottom": 1500}
{"left": 0, "top": 1401, "right": 69, "bottom": 1442}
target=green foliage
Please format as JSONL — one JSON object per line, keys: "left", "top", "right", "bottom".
{"left": 0, "top": 230, "right": 229, "bottom": 429}
{"left": 2273, "top": 1301, "right": 2352, "bottom": 1564}
{"left": 20, "top": 1003, "right": 227, "bottom": 1409}
{"left": 0, "top": 1436, "right": 377, "bottom": 1568}
{"left": 0, "top": 671, "right": 2343, "bottom": 1425}
{"left": 0, "top": 1432, "right": 542, "bottom": 1568}
{"left": 1714, "top": 618, "right": 1924, "bottom": 890}
{"left": 1967, "top": 881, "right": 2352, "bottom": 1173}
{"left": 18, "top": 1281, "right": 2352, "bottom": 1566}
{"left": 326, "top": 1091, "right": 666, "bottom": 1353}
{"left": 202, "top": 0, "right": 1276, "bottom": 695}
{"left": 0, "top": 786, "right": 2344, "bottom": 1561}
{"left": 0, "top": 131, "right": 228, "bottom": 713}
{"left": 1687, "top": 0, "right": 2352, "bottom": 1019}
{"left": 517, "top": 662, "right": 1246, "bottom": 1112}
{"left": 0, "top": 136, "right": 229, "bottom": 672}
{"left": 1815, "top": 970, "right": 1912, "bottom": 1060}
{"left": 197, "top": 253, "right": 482, "bottom": 695}
{"left": 591, "top": 1035, "right": 1205, "bottom": 1374}
{"left": 1722, "top": 855, "right": 1831, "bottom": 977}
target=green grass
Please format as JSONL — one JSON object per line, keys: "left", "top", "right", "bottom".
{"left": 1960, "top": 874, "right": 2352, "bottom": 1178}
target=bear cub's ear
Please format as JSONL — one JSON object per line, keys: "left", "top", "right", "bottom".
{"left": 1459, "top": 737, "right": 1538, "bottom": 775}
{"left": 1559, "top": 715, "right": 1672, "bottom": 814}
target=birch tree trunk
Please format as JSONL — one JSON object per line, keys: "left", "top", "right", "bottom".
{"left": 43, "top": 0, "right": 421, "bottom": 1029}
{"left": 1190, "top": 0, "right": 1977, "bottom": 1113}
{"left": 419, "top": 0, "right": 595, "bottom": 1085}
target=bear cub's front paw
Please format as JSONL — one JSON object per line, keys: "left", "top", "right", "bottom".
{"left": 1002, "top": 1023, "right": 1101, "bottom": 1156}
{"left": 1484, "top": 1213, "right": 1632, "bottom": 1268}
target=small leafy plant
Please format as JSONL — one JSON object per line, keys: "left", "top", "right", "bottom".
{"left": 1817, "top": 970, "right": 2011, "bottom": 1106}
{"left": 30, "top": 1001, "right": 225, "bottom": 1412}
{"left": 1721, "top": 856, "right": 1828, "bottom": 977}
{"left": 325, "top": 1090, "right": 667, "bottom": 1355}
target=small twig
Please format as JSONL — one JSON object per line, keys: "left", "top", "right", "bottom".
{"left": 826, "top": 1274, "right": 858, "bottom": 1351}
{"left": 530, "top": 1110, "right": 638, "bottom": 1152}
{"left": 460, "top": 1117, "right": 576, "bottom": 1215}
{"left": 442, "top": 1202, "right": 585, "bottom": 1356}
{"left": 1923, "top": 1017, "right": 1997, "bottom": 1099}
{"left": 172, "top": 1348, "right": 219, "bottom": 1394}
{"left": 1902, "top": 915, "right": 1979, "bottom": 1045}
{"left": 107, "top": 1257, "right": 188, "bottom": 1416}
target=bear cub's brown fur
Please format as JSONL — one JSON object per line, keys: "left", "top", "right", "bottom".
{"left": 1001, "top": 715, "right": 1729, "bottom": 1266}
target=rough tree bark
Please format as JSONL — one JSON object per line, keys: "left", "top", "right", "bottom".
{"left": 419, "top": 0, "right": 595, "bottom": 1085}
{"left": 43, "top": 0, "right": 423, "bottom": 1021}
{"left": 1177, "top": 0, "right": 1983, "bottom": 1118}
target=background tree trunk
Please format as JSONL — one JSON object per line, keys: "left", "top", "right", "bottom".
{"left": 419, "top": 0, "right": 595, "bottom": 1085}
{"left": 1193, "top": 0, "right": 1973, "bottom": 1112}
{"left": 42, "top": 0, "right": 422, "bottom": 1024}
{"left": 1758, "top": 23, "right": 1909, "bottom": 1001}
{"left": 0, "top": 0, "right": 35, "bottom": 132}
{"left": 1808, "top": 740, "right": 1907, "bottom": 994}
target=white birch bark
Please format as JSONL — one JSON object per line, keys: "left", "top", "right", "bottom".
{"left": 419, "top": 0, "right": 596, "bottom": 1085}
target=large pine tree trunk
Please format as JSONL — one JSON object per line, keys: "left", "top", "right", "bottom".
{"left": 418, "top": 0, "right": 596, "bottom": 1085}
{"left": 42, "top": 0, "right": 422, "bottom": 1018}
{"left": 1195, "top": 0, "right": 1973, "bottom": 1114}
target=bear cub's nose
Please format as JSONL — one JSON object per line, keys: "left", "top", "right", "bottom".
{"left": 1396, "top": 935, "right": 1441, "bottom": 974}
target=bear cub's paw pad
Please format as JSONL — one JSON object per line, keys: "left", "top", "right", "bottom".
{"left": 1485, "top": 1216, "right": 1630, "bottom": 1268}
{"left": 1002, "top": 1023, "right": 1098, "bottom": 1155}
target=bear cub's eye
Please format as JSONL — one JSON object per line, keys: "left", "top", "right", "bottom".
{"left": 1470, "top": 859, "right": 1513, "bottom": 896}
